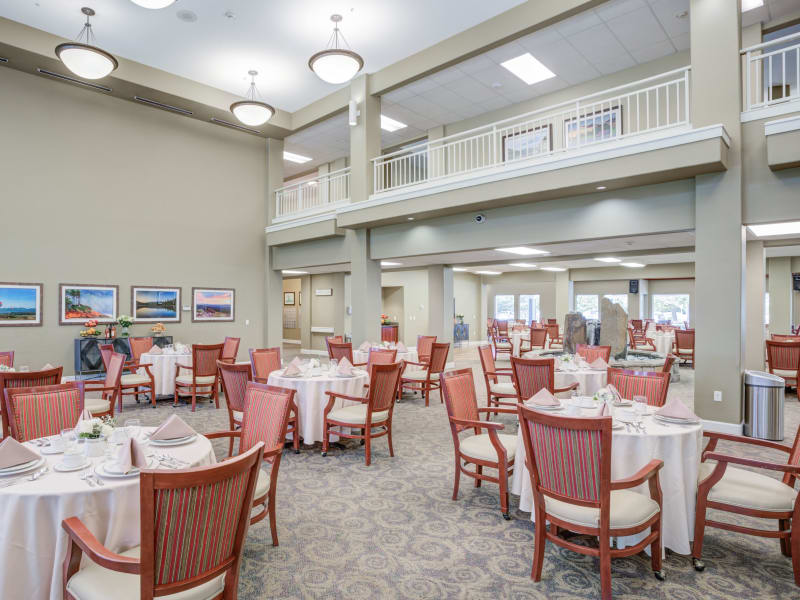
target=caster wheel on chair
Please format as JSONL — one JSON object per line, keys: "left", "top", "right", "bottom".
{"left": 294, "top": 449, "right": 300, "bottom": 455}
{"left": 693, "top": 559, "right": 705, "bottom": 572}
{"left": 654, "top": 570, "right": 666, "bottom": 581}
{"left": 321, "top": 452, "right": 327, "bottom": 457}
{"left": 502, "top": 513, "right": 511, "bottom": 521}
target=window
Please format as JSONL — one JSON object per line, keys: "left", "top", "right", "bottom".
{"left": 603, "top": 294, "right": 628, "bottom": 312}
{"left": 494, "top": 295, "right": 515, "bottom": 320}
{"left": 519, "top": 294, "right": 540, "bottom": 323}
{"left": 576, "top": 294, "right": 599, "bottom": 320}
{"left": 652, "top": 294, "right": 689, "bottom": 325}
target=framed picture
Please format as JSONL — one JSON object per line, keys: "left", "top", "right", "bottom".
{"left": 0, "top": 282, "right": 43, "bottom": 327}
{"left": 60, "top": 284, "right": 119, "bottom": 325}
{"left": 284, "top": 292, "right": 295, "bottom": 306}
{"left": 502, "top": 124, "right": 553, "bottom": 162}
{"left": 192, "top": 287, "right": 235, "bottom": 322}
{"left": 131, "top": 286, "right": 181, "bottom": 323}
{"left": 564, "top": 106, "right": 622, "bottom": 149}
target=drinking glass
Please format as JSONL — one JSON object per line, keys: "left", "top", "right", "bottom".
{"left": 124, "top": 419, "right": 141, "bottom": 440}
{"left": 61, "top": 428, "right": 78, "bottom": 451}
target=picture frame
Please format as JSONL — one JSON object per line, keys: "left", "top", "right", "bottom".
{"left": 59, "top": 284, "right": 119, "bottom": 325}
{"left": 131, "top": 286, "right": 181, "bottom": 323}
{"left": 192, "top": 287, "right": 235, "bottom": 322}
{"left": 0, "top": 282, "right": 43, "bottom": 327}
{"left": 502, "top": 124, "right": 553, "bottom": 162}
{"left": 284, "top": 292, "right": 295, "bottom": 306}
{"left": 564, "top": 106, "right": 622, "bottom": 149}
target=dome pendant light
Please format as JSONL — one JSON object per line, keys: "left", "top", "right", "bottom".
{"left": 55, "top": 7, "right": 118, "bottom": 80}
{"left": 130, "top": 0, "right": 176, "bottom": 8}
{"left": 230, "top": 70, "right": 275, "bottom": 127}
{"left": 308, "top": 14, "right": 364, "bottom": 85}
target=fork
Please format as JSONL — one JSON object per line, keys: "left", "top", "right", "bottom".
{"left": 80, "top": 469, "right": 95, "bottom": 487}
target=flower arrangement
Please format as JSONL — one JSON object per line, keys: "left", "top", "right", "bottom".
{"left": 559, "top": 353, "right": 573, "bottom": 362}
{"left": 117, "top": 315, "right": 133, "bottom": 328}
{"left": 77, "top": 416, "right": 115, "bottom": 439}
{"left": 455, "top": 313, "right": 465, "bottom": 324}
{"left": 380, "top": 313, "right": 389, "bottom": 325}
{"left": 80, "top": 320, "right": 100, "bottom": 337}
{"left": 151, "top": 322, "right": 167, "bottom": 336}
{"left": 0, "top": 364, "right": 14, "bottom": 372}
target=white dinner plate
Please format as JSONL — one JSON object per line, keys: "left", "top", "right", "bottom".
{"left": 611, "top": 420, "right": 625, "bottom": 430}
{"left": 149, "top": 434, "right": 197, "bottom": 447}
{"left": 653, "top": 414, "right": 700, "bottom": 425}
{"left": 0, "top": 456, "right": 46, "bottom": 476}
{"left": 54, "top": 460, "right": 91, "bottom": 473}
{"left": 94, "top": 459, "right": 155, "bottom": 478}
{"left": 280, "top": 372, "right": 301, "bottom": 378}
{"left": 40, "top": 445, "right": 64, "bottom": 455}
{"left": 527, "top": 404, "right": 563, "bottom": 411}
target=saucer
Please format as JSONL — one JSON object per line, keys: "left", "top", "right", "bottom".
{"left": 54, "top": 460, "right": 90, "bottom": 473}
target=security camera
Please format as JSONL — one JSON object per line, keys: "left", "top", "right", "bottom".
{"left": 474, "top": 214, "right": 486, "bottom": 224}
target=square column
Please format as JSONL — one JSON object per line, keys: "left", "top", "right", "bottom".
{"left": 768, "top": 257, "right": 792, "bottom": 335}
{"left": 745, "top": 241, "right": 766, "bottom": 370}
{"left": 264, "top": 244, "right": 284, "bottom": 347}
{"left": 265, "top": 138, "right": 284, "bottom": 225}
{"left": 348, "top": 229, "right": 381, "bottom": 344}
{"left": 427, "top": 265, "right": 455, "bottom": 348}
{"left": 349, "top": 75, "right": 381, "bottom": 203}
{"left": 554, "top": 270, "right": 573, "bottom": 326}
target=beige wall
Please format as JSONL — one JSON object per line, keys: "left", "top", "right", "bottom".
{"left": 484, "top": 271, "right": 557, "bottom": 323}
{"left": 454, "top": 272, "right": 481, "bottom": 341}
{"left": 281, "top": 278, "right": 302, "bottom": 341}
{"left": 0, "top": 67, "right": 267, "bottom": 374}
{"left": 381, "top": 270, "right": 429, "bottom": 345}
{"left": 381, "top": 286, "right": 404, "bottom": 340}
{"left": 308, "top": 273, "right": 345, "bottom": 351}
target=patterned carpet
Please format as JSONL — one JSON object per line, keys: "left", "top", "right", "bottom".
{"left": 110, "top": 346, "right": 800, "bottom": 599}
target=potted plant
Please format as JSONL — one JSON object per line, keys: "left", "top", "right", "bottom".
{"left": 117, "top": 315, "right": 133, "bottom": 337}
{"left": 77, "top": 416, "right": 115, "bottom": 457}
{"left": 455, "top": 314, "right": 465, "bottom": 324}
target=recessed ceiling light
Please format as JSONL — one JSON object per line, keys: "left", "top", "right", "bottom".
{"left": 453, "top": 267, "right": 468, "bottom": 272}
{"left": 596, "top": 185, "right": 607, "bottom": 190}
{"left": 674, "top": 10, "right": 688, "bottom": 19}
{"left": 491, "top": 82, "right": 502, "bottom": 89}
{"left": 742, "top": 0, "right": 764, "bottom": 11}
{"left": 500, "top": 53, "right": 556, "bottom": 86}
{"left": 407, "top": 217, "right": 415, "bottom": 221}
{"left": 495, "top": 246, "right": 550, "bottom": 256}
{"left": 381, "top": 261, "right": 402, "bottom": 267}
{"left": 176, "top": 9, "right": 198, "bottom": 22}
{"left": 509, "top": 263, "right": 537, "bottom": 268}
{"left": 283, "top": 151, "right": 312, "bottom": 164}
{"left": 381, "top": 115, "right": 407, "bottom": 132}
{"left": 594, "top": 257, "right": 621, "bottom": 263}
{"left": 540, "top": 266, "right": 566, "bottom": 272}
{"left": 282, "top": 270, "right": 308, "bottom": 275}
{"left": 306, "top": 180, "right": 318, "bottom": 186}
{"left": 620, "top": 263, "right": 645, "bottom": 268}
{"left": 475, "top": 270, "right": 501, "bottom": 275}
{"left": 748, "top": 221, "right": 800, "bottom": 237}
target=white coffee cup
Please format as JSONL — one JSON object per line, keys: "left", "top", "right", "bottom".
{"left": 564, "top": 405, "right": 581, "bottom": 416}
{"left": 62, "top": 447, "right": 84, "bottom": 468}
{"left": 48, "top": 435, "right": 65, "bottom": 452}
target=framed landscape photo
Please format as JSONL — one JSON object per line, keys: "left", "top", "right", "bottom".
{"left": 284, "top": 292, "right": 295, "bottom": 306}
{"left": 59, "top": 284, "right": 118, "bottom": 325}
{"left": 0, "top": 282, "right": 43, "bottom": 327}
{"left": 502, "top": 124, "right": 553, "bottom": 162}
{"left": 192, "top": 287, "right": 235, "bottom": 322}
{"left": 131, "top": 286, "right": 181, "bottom": 323}
{"left": 564, "top": 106, "right": 622, "bottom": 149}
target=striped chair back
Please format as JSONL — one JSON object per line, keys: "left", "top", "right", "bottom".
{"left": 222, "top": 337, "right": 241, "bottom": 362}
{"left": 428, "top": 343, "right": 450, "bottom": 375}
{"left": 417, "top": 335, "right": 437, "bottom": 363}
{"left": 767, "top": 340, "right": 800, "bottom": 373}
{"left": 0, "top": 351, "right": 13, "bottom": 368}
{"left": 129, "top": 337, "right": 153, "bottom": 362}
{"left": 325, "top": 336, "right": 344, "bottom": 359}
{"left": 510, "top": 357, "right": 555, "bottom": 401}
{"left": 104, "top": 352, "right": 125, "bottom": 389}
{"left": 661, "top": 354, "right": 677, "bottom": 374}
{"left": 3, "top": 382, "right": 85, "bottom": 442}
{"left": 192, "top": 344, "right": 224, "bottom": 377}
{"left": 496, "top": 320, "right": 509, "bottom": 336}
{"left": 218, "top": 361, "right": 251, "bottom": 414}
{"left": 576, "top": 344, "right": 611, "bottom": 364}
{"left": 772, "top": 334, "right": 800, "bottom": 342}
{"left": 607, "top": 368, "right": 671, "bottom": 407}
{"left": 631, "top": 319, "right": 643, "bottom": 333}
{"left": 368, "top": 362, "right": 403, "bottom": 413}
{"left": 249, "top": 347, "right": 281, "bottom": 380}
{"left": 239, "top": 382, "right": 294, "bottom": 463}
{"left": 441, "top": 369, "right": 480, "bottom": 433}
{"left": 0, "top": 366, "right": 64, "bottom": 436}
{"left": 367, "top": 348, "right": 397, "bottom": 372}
{"left": 518, "top": 403, "right": 611, "bottom": 505}
{"left": 547, "top": 318, "right": 557, "bottom": 325}
{"left": 477, "top": 345, "right": 498, "bottom": 383}
{"left": 140, "top": 444, "right": 263, "bottom": 595}
{"left": 674, "top": 329, "right": 694, "bottom": 352}
{"left": 529, "top": 328, "right": 547, "bottom": 349}
{"left": 327, "top": 341, "right": 355, "bottom": 364}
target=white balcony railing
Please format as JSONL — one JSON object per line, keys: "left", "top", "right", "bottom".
{"left": 742, "top": 31, "right": 800, "bottom": 112}
{"left": 371, "top": 67, "right": 691, "bottom": 195}
{"left": 275, "top": 167, "right": 350, "bottom": 219}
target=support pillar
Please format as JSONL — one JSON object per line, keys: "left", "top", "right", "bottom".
{"left": 348, "top": 229, "right": 381, "bottom": 345}
{"left": 554, "top": 270, "right": 573, "bottom": 327}
{"left": 768, "top": 257, "right": 792, "bottom": 335}
{"left": 264, "top": 137, "right": 284, "bottom": 346}
{"left": 349, "top": 74, "right": 381, "bottom": 203}
{"left": 745, "top": 241, "right": 766, "bottom": 371}
{"left": 427, "top": 265, "right": 454, "bottom": 348}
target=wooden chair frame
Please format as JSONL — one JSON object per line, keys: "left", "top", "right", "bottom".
{"left": 416, "top": 335, "right": 437, "bottom": 365}
{"left": 217, "top": 337, "right": 241, "bottom": 391}
{"left": 324, "top": 336, "right": 344, "bottom": 360}
{"left": 606, "top": 367, "right": 671, "bottom": 407}
{"left": 673, "top": 329, "right": 695, "bottom": 367}
{"left": 627, "top": 326, "right": 656, "bottom": 352}
{"left": 248, "top": 347, "right": 301, "bottom": 453}
{"left": 0, "top": 351, "right": 14, "bottom": 368}
{"left": 520, "top": 328, "right": 547, "bottom": 353}
{"left": 400, "top": 342, "right": 450, "bottom": 406}
{"left": 100, "top": 343, "right": 156, "bottom": 411}
{"left": 766, "top": 340, "right": 800, "bottom": 390}
{"left": 4, "top": 381, "right": 85, "bottom": 442}
{"left": 545, "top": 324, "right": 563, "bottom": 349}
{"left": 174, "top": 343, "right": 223, "bottom": 412}
{"left": 478, "top": 344, "right": 517, "bottom": 414}
{"left": 0, "top": 366, "right": 63, "bottom": 437}
{"left": 84, "top": 351, "right": 124, "bottom": 418}
{"left": 327, "top": 341, "right": 367, "bottom": 367}
{"left": 510, "top": 356, "right": 579, "bottom": 400}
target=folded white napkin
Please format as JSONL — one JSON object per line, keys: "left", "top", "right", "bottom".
{"left": 0, "top": 437, "right": 39, "bottom": 469}
{"left": 589, "top": 358, "right": 608, "bottom": 370}
{"left": 289, "top": 357, "right": 302, "bottom": 367}
{"left": 115, "top": 437, "right": 148, "bottom": 474}
{"left": 337, "top": 357, "right": 354, "bottom": 376}
{"left": 607, "top": 384, "right": 622, "bottom": 401}
{"left": 151, "top": 415, "right": 195, "bottom": 441}
{"left": 283, "top": 362, "right": 301, "bottom": 376}
{"left": 358, "top": 341, "right": 371, "bottom": 352}
{"left": 41, "top": 363, "right": 54, "bottom": 371}
{"left": 397, "top": 342, "right": 408, "bottom": 352}
{"left": 148, "top": 345, "right": 162, "bottom": 354}
{"left": 656, "top": 398, "right": 698, "bottom": 420}
{"left": 75, "top": 408, "right": 93, "bottom": 428}
{"left": 525, "top": 388, "right": 558, "bottom": 407}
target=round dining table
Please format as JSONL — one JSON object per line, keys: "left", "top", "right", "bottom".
{"left": 511, "top": 406, "right": 703, "bottom": 555}
{"left": 353, "top": 346, "right": 418, "bottom": 366}
{"left": 0, "top": 428, "right": 216, "bottom": 600}
{"left": 511, "top": 331, "right": 530, "bottom": 357}
{"left": 554, "top": 365, "right": 607, "bottom": 396}
{"left": 267, "top": 368, "right": 370, "bottom": 445}
{"left": 137, "top": 351, "right": 192, "bottom": 397}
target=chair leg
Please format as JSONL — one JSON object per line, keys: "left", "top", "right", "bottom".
{"left": 439, "top": 385, "right": 444, "bottom": 404}
{"left": 781, "top": 519, "right": 792, "bottom": 557}
{"left": 692, "top": 498, "right": 708, "bottom": 570}
{"left": 651, "top": 518, "right": 664, "bottom": 579}
{"left": 475, "top": 465, "right": 482, "bottom": 488}
{"left": 791, "top": 512, "right": 800, "bottom": 586}
{"left": 452, "top": 456, "right": 461, "bottom": 501}
{"left": 117, "top": 391, "right": 123, "bottom": 413}
{"left": 387, "top": 425, "right": 394, "bottom": 457}
{"left": 149, "top": 385, "right": 156, "bottom": 408}
{"left": 213, "top": 380, "right": 220, "bottom": 409}
{"left": 321, "top": 422, "right": 329, "bottom": 456}
{"left": 173, "top": 387, "right": 179, "bottom": 407}
{"left": 268, "top": 492, "right": 279, "bottom": 547}
{"left": 191, "top": 390, "right": 197, "bottom": 412}
{"left": 531, "top": 507, "right": 546, "bottom": 581}
{"left": 364, "top": 430, "right": 371, "bottom": 466}
{"left": 599, "top": 535, "right": 612, "bottom": 600}
{"left": 499, "top": 468, "right": 510, "bottom": 520}
{"left": 424, "top": 386, "right": 430, "bottom": 407}
{"left": 293, "top": 423, "right": 300, "bottom": 454}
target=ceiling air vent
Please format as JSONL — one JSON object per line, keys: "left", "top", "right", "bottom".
{"left": 210, "top": 117, "right": 261, "bottom": 135}
{"left": 36, "top": 68, "right": 112, "bottom": 92}
{"left": 133, "top": 95, "right": 193, "bottom": 115}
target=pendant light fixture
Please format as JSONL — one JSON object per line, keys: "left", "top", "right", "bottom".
{"left": 55, "top": 7, "right": 118, "bottom": 80}
{"left": 130, "top": 0, "right": 176, "bottom": 8}
{"left": 230, "top": 70, "right": 275, "bottom": 127}
{"left": 308, "top": 14, "right": 364, "bottom": 85}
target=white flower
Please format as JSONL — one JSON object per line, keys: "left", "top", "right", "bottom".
{"left": 78, "top": 420, "right": 94, "bottom": 434}
{"left": 101, "top": 424, "right": 114, "bottom": 437}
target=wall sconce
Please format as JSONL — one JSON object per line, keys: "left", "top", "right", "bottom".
{"left": 348, "top": 99, "right": 360, "bottom": 126}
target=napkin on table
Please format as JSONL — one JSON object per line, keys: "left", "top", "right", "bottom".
{"left": 0, "top": 437, "right": 39, "bottom": 469}
{"left": 283, "top": 362, "right": 302, "bottom": 376}
{"left": 358, "top": 341, "right": 371, "bottom": 352}
{"left": 655, "top": 398, "right": 699, "bottom": 421}
{"left": 41, "top": 363, "right": 54, "bottom": 371}
{"left": 337, "top": 357, "right": 354, "bottom": 376}
{"left": 589, "top": 358, "right": 609, "bottom": 370}
{"left": 75, "top": 408, "right": 93, "bottom": 428}
{"left": 525, "top": 388, "right": 559, "bottom": 407}
{"left": 397, "top": 342, "right": 408, "bottom": 353}
{"left": 289, "top": 357, "right": 302, "bottom": 367}
{"left": 595, "top": 403, "right": 611, "bottom": 417}
{"left": 150, "top": 415, "right": 195, "bottom": 441}
{"left": 116, "top": 437, "right": 149, "bottom": 474}
{"left": 607, "top": 384, "right": 622, "bottom": 401}
{"left": 148, "top": 345, "right": 162, "bottom": 355}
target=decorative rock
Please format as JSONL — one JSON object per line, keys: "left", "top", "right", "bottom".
{"left": 598, "top": 297, "right": 628, "bottom": 359}
{"left": 563, "top": 312, "right": 587, "bottom": 354}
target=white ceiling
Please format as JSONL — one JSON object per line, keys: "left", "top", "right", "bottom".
{"left": 742, "top": 0, "right": 800, "bottom": 28}
{"left": 0, "top": 0, "right": 524, "bottom": 112}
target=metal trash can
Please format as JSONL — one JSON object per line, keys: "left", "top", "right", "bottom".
{"left": 743, "top": 370, "right": 785, "bottom": 441}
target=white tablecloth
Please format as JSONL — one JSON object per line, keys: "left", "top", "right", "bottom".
{"left": 554, "top": 368, "right": 607, "bottom": 396}
{"left": 511, "top": 410, "right": 702, "bottom": 555}
{"left": 0, "top": 428, "right": 215, "bottom": 600}
{"left": 137, "top": 352, "right": 192, "bottom": 397}
{"left": 267, "top": 370, "right": 370, "bottom": 445}
{"left": 353, "top": 347, "right": 418, "bottom": 365}
{"left": 511, "top": 332, "right": 530, "bottom": 356}
{"left": 650, "top": 332, "right": 675, "bottom": 356}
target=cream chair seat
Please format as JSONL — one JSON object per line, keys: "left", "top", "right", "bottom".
{"left": 84, "top": 397, "right": 111, "bottom": 414}
{"left": 494, "top": 341, "right": 512, "bottom": 349}
{"left": 545, "top": 489, "right": 659, "bottom": 529}
{"left": 401, "top": 370, "right": 432, "bottom": 381}
{"left": 489, "top": 382, "right": 516, "bottom": 395}
{"left": 66, "top": 546, "right": 225, "bottom": 600}
{"left": 698, "top": 462, "right": 798, "bottom": 512}
{"left": 460, "top": 433, "right": 517, "bottom": 462}
{"left": 175, "top": 375, "right": 216, "bottom": 385}
{"left": 232, "top": 410, "right": 243, "bottom": 422}
{"left": 327, "top": 403, "right": 389, "bottom": 425}
{"left": 254, "top": 468, "right": 270, "bottom": 499}
{"left": 120, "top": 373, "right": 150, "bottom": 386}
{"left": 772, "top": 369, "right": 798, "bottom": 380}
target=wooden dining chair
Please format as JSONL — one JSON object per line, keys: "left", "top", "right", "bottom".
{"left": 766, "top": 340, "right": 800, "bottom": 390}
{"left": 692, "top": 425, "right": 800, "bottom": 584}
{"left": 673, "top": 329, "right": 695, "bottom": 367}
{"left": 441, "top": 368, "right": 517, "bottom": 519}
{"left": 772, "top": 334, "right": 800, "bottom": 342}
{"left": 324, "top": 336, "right": 344, "bottom": 360}
{"left": 217, "top": 361, "right": 251, "bottom": 454}
{"left": 510, "top": 356, "right": 578, "bottom": 401}
{"left": 417, "top": 335, "right": 437, "bottom": 365}
{"left": 100, "top": 342, "right": 156, "bottom": 410}
{"left": 174, "top": 343, "right": 223, "bottom": 411}
{"left": 575, "top": 344, "right": 612, "bottom": 364}
{"left": 247, "top": 348, "right": 300, "bottom": 451}
{"left": 322, "top": 361, "right": 403, "bottom": 466}
{"left": 606, "top": 368, "right": 671, "bottom": 407}
{"left": 84, "top": 351, "right": 124, "bottom": 418}
{"left": 520, "top": 328, "right": 547, "bottom": 353}
{"left": 207, "top": 381, "right": 294, "bottom": 545}
{"left": 0, "top": 366, "right": 63, "bottom": 437}
{"left": 630, "top": 319, "right": 644, "bottom": 335}
{"left": 546, "top": 318, "right": 557, "bottom": 326}
{"left": 627, "top": 326, "right": 656, "bottom": 352}
{"left": 327, "top": 341, "right": 366, "bottom": 367}
{"left": 3, "top": 382, "right": 85, "bottom": 442}
{"left": 518, "top": 403, "right": 664, "bottom": 599}
{"left": 0, "top": 351, "right": 14, "bottom": 368}
{"left": 400, "top": 342, "right": 450, "bottom": 406}
{"left": 491, "top": 326, "right": 513, "bottom": 361}
{"left": 478, "top": 344, "right": 516, "bottom": 415}
{"left": 62, "top": 442, "right": 264, "bottom": 600}
{"left": 545, "top": 324, "right": 563, "bottom": 349}
{"left": 661, "top": 354, "right": 677, "bottom": 374}
{"left": 127, "top": 336, "right": 153, "bottom": 368}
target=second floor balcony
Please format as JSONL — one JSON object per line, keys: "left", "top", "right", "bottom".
{"left": 273, "top": 167, "right": 351, "bottom": 223}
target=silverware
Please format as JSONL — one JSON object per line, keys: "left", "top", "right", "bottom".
{"left": 28, "top": 466, "right": 48, "bottom": 481}
{"left": 80, "top": 470, "right": 95, "bottom": 487}
{"left": 91, "top": 473, "right": 104, "bottom": 486}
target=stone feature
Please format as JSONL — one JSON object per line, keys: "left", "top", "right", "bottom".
{"left": 598, "top": 297, "right": 628, "bottom": 359}
{"left": 563, "top": 312, "right": 587, "bottom": 354}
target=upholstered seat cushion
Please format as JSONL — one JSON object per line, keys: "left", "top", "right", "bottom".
{"left": 84, "top": 398, "right": 111, "bottom": 414}
{"left": 676, "top": 348, "right": 693, "bottom": 354}
{"left": 66, "top": 546, "right": 225, "bottom": 600}
{"left": 176, "top": 375, "right": 216, "bottom": 386}
{"left": 772, "top": 369, "right": 798, "bottom": 380}
{"left": 459, "top": 433, "right": 517, "bottom": 462}
{"left": 698, "top": 462, "right": 798, "bottom": 512}
{"left": 120, "top": 374, "right": 151, "bottom": 386}
{"left": 232, "top": 410, "right": 243, "bottom": 422}
{"left": 254, "top": 468, "right": 270, "bottom": 499}
{"left": 327, "top": 403, "right": 389, "bottom": 425}
{"left": 402, "top": 370, "right": 431, "bottom": 381}
{"left": 495, "top": 342, "right": 512, "bottom": 349}
{"left": 489, "top": 382, "right": 516, "bottom": 396}
{"left": 545, "top": 490, "right": 659, "bottom": 529}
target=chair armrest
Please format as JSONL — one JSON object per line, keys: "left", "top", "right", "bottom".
{"left": 126, "top": 363, "right": 154, "bottom": 377}
{"left": 702, "top": 452, "right": 800, "bottom": 475}
{"left": 262, "top": 444, "right": 283, "bottom": 460}
{"left": 554, "top": 382, "right": 579, "bottom": 393}
{"left": 477, "top": 406, "right": 518, "bottom": 415}
{"left": 204, "top": 430, "right": 242, "bottom": 441}
{"left": 62, "top": 517, "right": 140, "bottom": 574}
{"left": 611, "top": 459, "right": 664, "bottom": 490}
{"left": 324, "top": 390, "right": 368, "bottom": 404}
{"left": 485, "top": 370, "right": 513, "bottom": 378}
{"left": 702, "top": 430, "right": 792, "bottom": 454}
{"left": 83, "top": 383, "right": 116, "bottom": 392}
{"left": 353, "top": 361, "right": 367, "bottom": 368}
{"left": 175, "top": 364, "right": 193, "bottom": 376}
{"left": 449, "top": 416, "right": 505, "bottom": 431}
{"left": 403, "top": 360, "right": 428, "bottom": 367}
{"left": 253, "top": 376, "right": 270, "bottom": 384}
